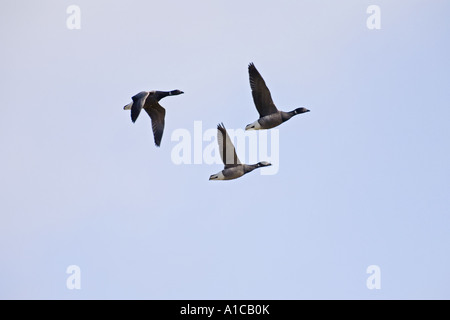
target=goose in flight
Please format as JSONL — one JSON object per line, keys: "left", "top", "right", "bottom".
{"left": 245, "top": 63, "right": 309, "bottom": 130}
{"left": 209, "top": 123, "right": 271, "bottom": 181}
{"left": 124, "top": 89, "right": 184, "bottom": 147}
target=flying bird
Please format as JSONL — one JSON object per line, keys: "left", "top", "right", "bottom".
{"left": 123, "top": 90, "right": 184, "bottom": 147}
{"left": 209, "top": 123, "right": 271, "bottom": 181}
{"left": 246, "top": 63, "right": 310, "bottom": 130}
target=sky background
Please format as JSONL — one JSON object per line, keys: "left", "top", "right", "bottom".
{"left": 1, "top": 0, "right": 449, "bottom": 299}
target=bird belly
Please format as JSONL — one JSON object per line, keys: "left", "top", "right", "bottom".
{"left": 258, "top": 113, "right": 283, "bottom": 129}
{"left": 210, "top": 167, "right": 245, "bottom": 181}
{"left": 222, "top": 167, "right": 245, "bottom": 180}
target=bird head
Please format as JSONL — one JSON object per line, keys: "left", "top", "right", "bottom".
{"left": 257, "top": 161, "right": 272, "bottom": 168}
{"left": 294, "top": 107, "right": 310, "bottom": 115}
{"left": 172, "top": 89, "right": 184, "bottom": 95}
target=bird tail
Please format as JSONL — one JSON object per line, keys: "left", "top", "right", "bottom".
{"left": 123, "top": 102, "right": 133, "bottom": 110}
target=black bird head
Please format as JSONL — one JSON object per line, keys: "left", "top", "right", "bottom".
{"left": 294, "top": 107, "right": 310, "bottom": 115}
{"left": 171, "top": 89, "right": 184, "bottom": 95}
{"left": 257, "top": 161, "right": 272, "bottom": 168}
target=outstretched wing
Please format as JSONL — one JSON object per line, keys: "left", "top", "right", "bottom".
{"left": 217, "top": 123, "right": 241, "bottom": 168}
{"left": 248, "top": 63, "right": 279, "bottom": 117}
{"left": 144, "top": 102, "right": 166, "bottom": 147}
{"left": 131, "top": 91, "right": 150, "bottom": 123}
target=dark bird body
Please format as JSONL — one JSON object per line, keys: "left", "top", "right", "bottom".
{"left": 246, "top": 63, "right": 309, "bottom": 130}
{"left": 124, "top": 90, "right": 183, "bottom": 147}
{"left": 209, "top": 123, "right": 271, "bottom": 181}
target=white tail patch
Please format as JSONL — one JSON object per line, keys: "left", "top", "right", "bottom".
{"left": 123, "top": 102, "right": 133, "bottom": 110}
{"left": 245, "top": 120, "right": 262, "bottom": 131}
{"left": 209, "top": 171, "right": 225, "bottom": 180}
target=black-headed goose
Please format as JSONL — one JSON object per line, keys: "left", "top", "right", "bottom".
{"left": 124, "top": 90, "right": 184, "bottom": 147}
{"left": 209, "top": 123, "right": 271, "bottom": 181}
{"left": 246, "top": 63, "right": 309, "bottom": 130}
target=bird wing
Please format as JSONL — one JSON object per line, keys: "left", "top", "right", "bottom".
{"left": 248, "top": 63, "right": 279, "bottom": 117}
{"left": 217, "top": 123, "right": 241, "bottom": 168}
{"left": 131, "top": 91, "right": 150, "bottom": 123}
{"left": 144, "top": 101, "right": 166, "bottom": 147}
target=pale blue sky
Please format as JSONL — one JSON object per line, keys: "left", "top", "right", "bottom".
{"left": 1, "top": 0, "right": 449, "bottom": 299}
